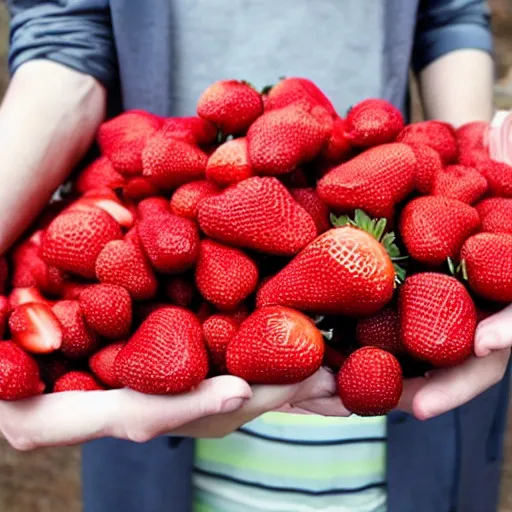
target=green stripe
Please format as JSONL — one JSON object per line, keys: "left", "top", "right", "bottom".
{"left": 260, "top": 412, "right": 386, "bottom": 427}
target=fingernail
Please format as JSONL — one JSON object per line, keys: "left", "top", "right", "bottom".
{"left": 221, "top": 397, "right": 249, "bottom": 413}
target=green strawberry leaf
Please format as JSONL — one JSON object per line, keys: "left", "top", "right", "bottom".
{"left": 460, "top": 259, "right": 469, "bottom": 281}
{"left": 261, "top": 84, "right": 274, "bottom": 95}
{"left": 330, "top": 213, "right": 351, "bottom": 227}
{"left": 447, "top": 257, "right": 456, "bottom": 276}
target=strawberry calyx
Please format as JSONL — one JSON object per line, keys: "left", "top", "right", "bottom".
{"left": 261, "top": 84, "right": 274, "bottom": 95}
{"left": 331, "top": 209, "right": 407, "bottom": 285}
{"left": 447, "top": 257, "right": 469, "bottom": 281}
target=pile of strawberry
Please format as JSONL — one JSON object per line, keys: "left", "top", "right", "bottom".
{"left": 0, "top": 77, "right": 509, "bottom": 417}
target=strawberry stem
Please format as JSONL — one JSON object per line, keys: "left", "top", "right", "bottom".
{"left": 446, "top": 257, "right": 469, "bottom": 281}
{"left": 261, "top": 84, "right": 274, "bottom": 95}
{"left": 320, "top": 328, "right": 334, "bottom": 341}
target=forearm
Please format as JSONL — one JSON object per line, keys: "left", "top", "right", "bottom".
{"left": 0, "top": 60, "right": 106, "bottom": 254}
{"left": 418, "top": 50, "right": 494, "bottom": 127}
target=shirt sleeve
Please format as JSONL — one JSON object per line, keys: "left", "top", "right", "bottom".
{"left": 412, "top": 0, "right": 494, "bottom": 73}
{"left": 7, "top": 0, "right": 117, "bottom": 88}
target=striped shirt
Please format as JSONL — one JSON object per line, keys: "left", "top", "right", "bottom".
{"left": 193, "top": 413, "right": 387, "bottom": 512}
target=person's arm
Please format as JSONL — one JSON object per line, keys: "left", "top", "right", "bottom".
{"left": 413, "top": 0, "right": 495, "bottom": 126}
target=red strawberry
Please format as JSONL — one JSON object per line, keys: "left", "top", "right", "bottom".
{"left": 345, "top": 99, "right": 404, "bottom": 147}
{"left": 356, "top": 307, "right": 402, "bottom": 355}
{"left": 195, "top": 240, "right": 259, "bottom": 311}
{"left": 226, "top": 306, "right": 325, "bottom": 384}
{"left": 115, "top": 307, "right": 209, "bottom": 394}
{"left": 42, "top": 209, "right": 122, "bottom": 279}
{"left": 9, "top": 303, "right": 63, "bottom": 354}
{"left": 137, "top": 210, "right": 199, "bottom": 274}
{"left": 75, "top": 156, "right": 126, "bottom": 194}
{"left": 337, "top": 347, "right": 402, "bottom": 416}
{"left": 95, "top": 236, "right": 157, "bottom": 300}
{"left": 53, "top": 371, "right": 104, "bottom": 392}
{"left": 164, "top": 277, "right": 196, "bottom": 307}
{"left": 197, "top": 80, "right": 263, "bottom": 134}
{"left": 400, "top": 196, "right": 480, "bottom": 266}
{"left": 317, "top": 143, "right": 416, "bottom": 219}
{"left": 79, "top": 284, "right": 132, "bottom": 339}
{"left": 399, "top": 273, "right": 476, "bottom": 366}
{"left": 202, "top": 314, "right": 239, "bottom": 373}
{"left": 142, "top": 131, "right": 208, "bottom": 190}
{"left": 290, "top": 188, "right": 330, "bottom": 234}
{"left": 159, "top": 117, "right": 217, "bottom": 146}
{"left": 89, "top": 342, "right": 125, "bottom": 388}
{"left": 198, "top": 177, "right": 317, "bottom": 256}
{"left": 476, "top": 198, "right": 512, "bottom": 234}
{"left": 461, "top": 233, "right": 512, "bottom": 302}
{"left": 170, "top": 180, "right": 220, "bottom": 220}
{"left": 456, "top": 121, "right": 488, "bottom": 152}
{"left": 205, "top": 138, "right": 254, "bottom": 188}
{"left": 478, "top": 160, "right": 512, "bottom": 197}
{"left": 433, "top": 165, "right": 488, "bottom": 205}
{"left": 0, "top": 257, "right": 7, "bottom": 295}
{"left": 60, "top": 282, "right": 92, "bottom": 301}
{"left": 320, "top": 117, "right": 352, "bottom": 164}
{"left": 257, "top": 220, "right": 397, "bottom": 316}
{"left": 52, "top": 300, "right": 99, "bottom": 359}
{"left": 9, "top": 287, "right": 48, "bottom": 310}
{"left": 122, "top": 177, "right": 160, "bottom": 202}
{"left": 407, "top": 143, "right": 443, "bottom": 194}
{"left": 323, "top": 345, "right": 346, "bottom": 372}
{"left": 136, "top": 197, "right": 170, "bottom": 219}
{"left": 0, "top": 296, "right": 9, "bottom": 339}
{"left": 397, "top": 121, "right": 458, "bottom": 165}
{"left": 98, "top": 110, "right": 162, "bottom": 176}
{"left": 248, "top": 103, "right": 330, "bottom": 175}
{"left": 0, "top": 342, "right": 45, "bottom": 400}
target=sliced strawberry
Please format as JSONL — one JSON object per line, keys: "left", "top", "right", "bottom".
{"left": 9, "top": 287, "right": 49, "bottom": 310}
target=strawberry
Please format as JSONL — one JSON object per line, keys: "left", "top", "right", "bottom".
{"left": 9, "top": 303, "right": 63, "bottom": 354}
{"left": 75, "top": 156, "right": 126, "bottom": 194}
{"left": 226, "top": 306, "right": 325, "bottom": 384}
{"left": 407, "top": 143, "right": 443, "bottom": 194}
{"left": 337, "top": 347, "right": 402, "bottom": 416}
{"left": 60, "top": 282, "right": 92, "bottom": 301}
{"left": 356, "top": 307, "right": 402, "bottom": 355}
{"left": 136, "top": 197, "right": 171, "bottom": 219}
{"left": 122, "top": 177, "right": 160, "bottom": 202}
{"left": 164, "top": 277, "right": 196, "bottom": 308}
{"left": 478, "top": 160, "right": 512, "bottom": 197}
{"left": 198, "top": 177, "right": 317, "bottom": 256}
{"left": 205, "top": 138, "right": 254, "bottom": 188}
{"left": 290, "top": 188, "right": 330, "bottom": 234}
{"left": 115, "top": 307, "right": 209, "bottom": 394}
{"left": 344, "top": 99, "right": 404, "bottom": 147}
{"left": 257, "top": 212, "right": 400, "bottom": 316}
{"left": 9, "top": 287, "right": 48, "bottom": 310}
{"left": 320, "top": 117, "right": 352, "bottom": 164}
{"left": 142, "top": 132, "right": 208, "bottom": 190}
{"left": 317, "top": 143, "right": 416, "bottom": 219}
{"left": 89, "top": 342, "right": 125, "bottom": 388}
{"left": 0, "top": 296, "right": 9, "bottom": 339}
{"left": 137, "top": 210, "right": 199, "bottom": 274}
{"left": 42, "top": 209, "right": 122, "bottom": 279}
{"left": 158, "top": 117, "right": 217, "bottom": 146}
{"left": 433, "top": 165, "right": 488, "bottom": 205}
{"left": 52, "top": 300, "right": 99, "bottom": 359}
{"left": 170, "top": 180, "right": 220, "bottom": 220}
{"left": 79, "top": 284, "right": 132, "bottom": 339}
{"left": 53, "top": 371, "right": 104, "bottom": 392}
{"left": 197, "top": 80, "right": 263, "bottom": 135}
{"left": 247, "top": 103, "right": 330, "bottom": 175}
{"left": 461, "top": 233, "right": 512, "bottom": 302}
{"left": 400, "top": 196, "right": 480, "bottom": 266}
{"left": 399, "top": 273, "right": 476, "bottom": 366}
{"left": 0, "top": 342, "right": 45, "bottom": 400}
{"left": 476, "top": 198, "right": 512, "bottom": 234}
{"left": 397, "top": 120, "right": 458, "bottom": 165}
{"left": 95, "top": 235, "right": 158, "bottom": 300}
{"left": 456, "top": 121, "right": 488, "bottom": 152}
{"left": 195, "top": 240, "right": 259, "bottom": 311}
{"left": 265, "top": 77, "right": 337, "bottom": 117}
{"left": 98, "top": 110, "right": 162, "bottom": 176}
{"left": 202, "top": 314, "right": 239, "bottom": 373}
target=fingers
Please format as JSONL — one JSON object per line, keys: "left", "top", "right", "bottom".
{"left": 292, "top": 396, "right": 351, "bottom": 417}
{"left": 475, "top": 304, "right": 512, "bottom": 357}
{"left": 398, "top": 349, "right": 510, "bottom": 421}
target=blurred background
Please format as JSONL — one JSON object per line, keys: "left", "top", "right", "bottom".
{"left": 0, "top": 1, "right": 511, "bottom": 511}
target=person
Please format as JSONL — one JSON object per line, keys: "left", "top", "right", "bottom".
{"left": 2, "top": 0, "right": 512, "bottom": 511}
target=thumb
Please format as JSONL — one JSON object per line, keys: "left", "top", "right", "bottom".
{"left": 475, "top": 304, "right": 512, "bottom": 357}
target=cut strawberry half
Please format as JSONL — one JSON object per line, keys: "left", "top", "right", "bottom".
{"left": 9, "top": 302, "right": 63, "bottom": 354}
{"left": 9, "top": 287, "right": 49, "bottom": 310}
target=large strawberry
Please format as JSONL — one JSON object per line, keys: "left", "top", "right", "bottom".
{"left": 344, "top": 98, "right": 404, "bottom": 147}
{"left": 397, "top": 120, "right": 458, "bottom": 165}
{"left": 476, "top": 198, "right": 512, "bottom": 234}
{"left": 289, "top": 188, "right": 330, "bottom": 234}
{"left": 42, "top": 209, "right": 122, "bottom": 279}
{"left": 320, "top": 117, "right": 352, "bottom": 164}
{"left": 460, "top": 233, "right": 512, "bottom": 302}
{"left": 0, "top": 342, "right": 45, "bottom": 400}
{"left": 257, "top": 211, "right": 402, "bottom": 316}
{"left": 399, "top": 273, "right": 476, "bottom": 366}
{"left": 170, "top": 180, "right": 220, "bottom": 220}
{"left": 75, "top": 156, "right": 126, "bottom": 194}
{"left": 54, "top": 371, "right": 104, "bottom": 392}
{"left": 356, "top": 307, "right": 402, "bottom": 355}
{"left": 158, "top": 117, "right": 217, "bottom": 146}
{"left": 202, "top": 314, "right": 239, "bottom": 374}
{"left": 407, "top": 143, "right": 443, "bottom": 194}
{"left": 478, "top": 160, "right": 512, "bottom": 197}
{"left": 98, "top": 110, "right": 162, "bottom": 176}
{"left": 89, "top": 342, "right": 125, "bottom": 388}
{"left": 433, "top": 165, "right": 488, "bottom": 205}
{"left": 317, "top": 143, "right": 416, "bottom": 219}
{"left": 198, "top": 177, "right": 317, "bottom": 256}
{"left": 337, "top": 346, "right": 402, "bottom": 416}
{"left": 115, "top": 307, "right": 209, "bottom": 394}
{"left": 122, "top": 176, "right": 161, "bottom": 202}
{"left": 247, "top": 103, "right": 330, "bottom": 175}
{"left": 457, "top": 121, "right": 490, "bottom": 168}
{"left": 205, "top": 138, "right": 254, "bottom": 187}
{"left": 400, "top": 196, "right": 480, "bottom": 266}
{"left": 195, "top": 240, "right": 259, "bottom": 311}
{"left": 226, "top": 306, "right": 325, "bottom": 384}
